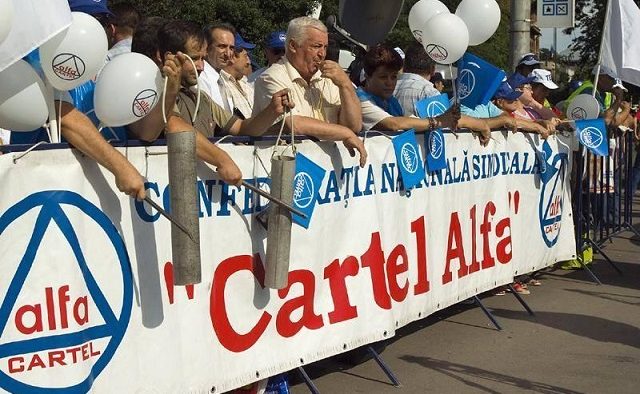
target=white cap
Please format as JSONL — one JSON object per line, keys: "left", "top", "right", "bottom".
{"left": 592, "top": 64, "right": 618, "bottom": 79}
{"left": 613, "top": 78, "right": 628, "bottom": 92}
{"left": 528, "top": 69, "right": 558, "bottom": 89}
{"left": 394, "top": 47, "right": 405, "bottom": 60}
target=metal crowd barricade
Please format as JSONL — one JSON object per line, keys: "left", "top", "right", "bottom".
{"left": 573, "top": 128, "right": 639, "bottom": 284}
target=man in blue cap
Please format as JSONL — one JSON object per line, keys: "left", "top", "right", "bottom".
{"left": 248, "top": 31, "right": 286, "bottom": 83}
{"left": 219, "top": 33, "right": 256, "bottom": 118}
{"left": 67, "top": 0, "right": 113, "bottom": 18}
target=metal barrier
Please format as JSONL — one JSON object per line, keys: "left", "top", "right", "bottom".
{"left": 573, "top": 128, "right": 639, "bottom": 284}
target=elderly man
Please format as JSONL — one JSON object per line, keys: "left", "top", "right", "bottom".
{"left": 253, "top": 17, "right": 366, "bottom": 166}
{"left": 199, "top": 22, "right": 236, "bottom": 107}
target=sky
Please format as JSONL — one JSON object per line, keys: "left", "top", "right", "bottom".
{"left": 539, "top": 27, "right": 576, "bottom": 53}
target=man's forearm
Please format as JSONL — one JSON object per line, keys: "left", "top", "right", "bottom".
{"left": 337, "top": 86, "right": 363, "bottom": 132}
{"left": 288, "top": 115, "right": 354, "bottom": 141}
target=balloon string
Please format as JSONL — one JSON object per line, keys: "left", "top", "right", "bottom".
{"left": 162, "top": 76, "right": 168, "bottom": 125}
{"left": 449, "top": 64, "right": 458, "bottom": 106}
{"left": 184, "top": 54, "right": 201, "bottom": 123}
{"left": 57, "top": 99, "right": 62, "bottom": 143}
{"left": 160, "top": 54, "right": 201, "bottom": 127}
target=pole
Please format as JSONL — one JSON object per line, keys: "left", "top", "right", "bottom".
{"left": 510, "top": 0, "right": 532, "bottom": 71}
{"left": 593, "top": 0, "right": 612, "bottom": 97}
{"left": 167, "top": 130, "right": 201, "bottom": 285}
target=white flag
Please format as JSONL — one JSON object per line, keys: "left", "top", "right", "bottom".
{"left": 0, "top": 0, "right": 72, "bottom": 72}
{"left": 601, "top": 0, "right": 640, "bottom": 86}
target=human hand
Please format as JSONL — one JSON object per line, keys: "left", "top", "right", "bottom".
{"left": 319, "top": 60, "right": 352, "bottom": 88}
{"left": 217, "top": 159, "right": 243, "bottom": 186}
{"left": 268, "top": 89, "right": 295, "bottom": 116}
{"left": 535, "top": 122, "right": 550, "bottom": 139}
{"left": 115, "top": 165, "right": 146, "bottom": 201}
{"left": 163, "top": 52, "right": 187, "bottom": 95}
{"left": 342, "top": 133, "right": 368, "bottom": 167}
{"left": 436, "top": 105, "right": 461, "bottom": 130}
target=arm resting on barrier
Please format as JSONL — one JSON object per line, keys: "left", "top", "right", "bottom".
{"left": 58, "top": 101, "right": 146, "bottom": 200}
{"left": 166, "top": 116, "right": 243, "bottom": 185}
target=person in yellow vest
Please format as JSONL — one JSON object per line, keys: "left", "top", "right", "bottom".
{"left": 563, "top": 65, "right": 635, "bottom": 128}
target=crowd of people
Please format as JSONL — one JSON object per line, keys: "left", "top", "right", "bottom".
{"left": 3, "top": 1, "right": 640, "bottom": 285}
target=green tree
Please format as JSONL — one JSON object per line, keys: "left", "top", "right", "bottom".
{"left": 112, "top": 0, "right": 318, "bottom": 46}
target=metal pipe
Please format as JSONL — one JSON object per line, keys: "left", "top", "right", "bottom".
{"left": 167, "top": 130, "right": 201, "bottom": 285}
{"left": 265, "top": 154, "right": 296, "bottom": 289}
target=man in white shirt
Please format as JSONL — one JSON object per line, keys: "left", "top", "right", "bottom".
{"left": 253, "top": 17, "right": 366, "bottom": 166}
{"left": 199, "top": 22, "right": 236, "bottom": 107}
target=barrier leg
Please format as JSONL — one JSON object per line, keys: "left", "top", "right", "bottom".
{"left": 586, "top": 237, "right": 623, "bottom": 275}
{"left": 506, "top": 284, "right": 535, "bottom": 316}
{"left": 297, "top": 367, "right": 320, "bottom": 394}
{"left": 473, "top": 296, "right": 502, "bottom": 331}
{"left": 367, "top": 346, "right": 402, "bottom": 387}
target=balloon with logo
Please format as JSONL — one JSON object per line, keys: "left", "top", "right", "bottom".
{"left": 39, "top": 12, "right": 107, "bottom": 91}
{"left": 0, "top": 60, "right": 49, "bottom": 131}
{"left": 408, "top": 0, "right": 450, "bottom": 44}
{"left": 0, "top": 0, "right": 14, "bottom": 45}
{"left": 421, "top": 13, "right": 469, "bottom": 65}
{"left": 566, "top": 94, "right": 601, "bottom": 120}
{"left": 456, "top": 0, "right": 501, "bottom": 46}
{"left": 94, "top": 52, "right": 163, "bottom": 127}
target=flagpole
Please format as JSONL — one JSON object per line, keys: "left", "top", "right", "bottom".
{"left": 592, "top": 0, "right": 613, "bottom": 98}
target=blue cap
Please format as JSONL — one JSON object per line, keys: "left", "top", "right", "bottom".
{"left": 68, "top": 0, "right": 114, "bottom": 17}
{"left": 235, "top": 33, "right": 256, "bottom": 50}
{"left": 493, "top": 81, "right": 522, "bottom": 101}
{"left": 507, "top": 72, "right": 535, "bottom": 89}
{"left": 266, "top": 31, "right": 286, "bottom": 49}
{"left": 517, "top": 53, "right": 541, "bottom": 67}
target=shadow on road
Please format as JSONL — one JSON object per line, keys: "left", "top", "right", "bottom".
{"left": 490, "top": 309, "right": 640, "bottom": 349}
{"left": 564, "top": 288, "right": 640, "bottom": 306}
{"left": 400, "top": 355, "right": 583, "bottom": 394}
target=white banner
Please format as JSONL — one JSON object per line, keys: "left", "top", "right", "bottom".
{"left": 0, "top": 132, "right": 576, "bottom": 393}
{"left": 601, "top": 0, "right": 640, "bottom": 87}
{"left": 0, "top": 0, "right": 71, "bottom": 72}
{"left": 537, "top": 0, "right": 575, "bottom": 28}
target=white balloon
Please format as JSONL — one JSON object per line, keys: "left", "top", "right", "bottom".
{"left": 94, "top": 53, "right": 163, "bottom": 127}
{"left": 567, "top": 94, "right": 601, "bottom": 120}
{"left": 0, "top": 60, "right": 48, "bottom": 131}
{"left": 408, "top": 0, "right": 449, "bottom": 44}
{"left": 0, "top": 0, "right": 14, "bottom": 45}
{"left": 456, "top": 0, "right": 501, "bottom": 46}
{"left": 39, "top": 12, "right": 107, "bottom": 91}
{"left": 421, "top": 13, "right": 469, "bottom": 65}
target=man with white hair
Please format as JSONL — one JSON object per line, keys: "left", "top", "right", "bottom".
{"left": 253, "top": 16, "right": 366, "bottom": 166}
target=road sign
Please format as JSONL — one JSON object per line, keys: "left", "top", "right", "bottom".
{"left": 537, "top": 0, "right": 575, "bottom": 28}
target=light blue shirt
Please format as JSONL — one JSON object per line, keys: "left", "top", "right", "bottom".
{"left": 460, "top": 101, "right": 504, "bottom": 119}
